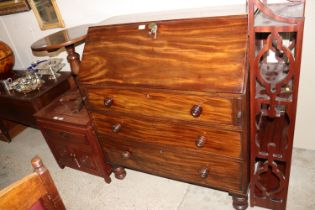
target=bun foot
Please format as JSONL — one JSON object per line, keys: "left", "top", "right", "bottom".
{"left": 57, "top": 161, "right": 65, "bottom": 169}
{"left": 113, "top": 167, "right": 126, "bottom": 180}
{"left": 231, "top": 194, "right": 248, "bottom": 210}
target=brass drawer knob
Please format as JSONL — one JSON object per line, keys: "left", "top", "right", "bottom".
{"left": 121, "top": 151, "right": 131, "bottom": 159}
{"left": 195, "top": 136, "right": 206, "bottom": 148}
{"left": 199, "top": 168, "right": 209, "bottom": 179}
{"left": 191, "top": 105, "right": 202, "bottom": 118}
{"left": 148, "top": 22, "right": 158, "bottom": 39}
{"left": 112, "top": 123, "right": 122, "bottom": 133}
{"left": 104, "top": 97, "right": 113, "bottom": 108}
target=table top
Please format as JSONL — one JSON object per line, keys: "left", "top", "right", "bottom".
{"left": 31, "top": 24, "right": 90, "bottom": 52}
{"left": 35, "top": 89, "right": 89, "bottom": 126}
{"left": 0, "top": 71, "right": 71, "bottom": 101}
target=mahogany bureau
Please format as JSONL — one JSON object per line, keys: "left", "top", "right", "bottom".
{"left": 79, "top": 13, "right": 249, "bottom": 209}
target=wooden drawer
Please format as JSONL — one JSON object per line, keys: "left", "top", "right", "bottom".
{"left": 100, "top": 136, "right": 243, "bottom": 192}
{"left": 92, "top": 112, "right": 243, "bottom": 159}
{"left": 41, "top": 127, "right": 89, "bottom": 146}
{"left": 86, "top": 87, "right": 243, "bottom": 129}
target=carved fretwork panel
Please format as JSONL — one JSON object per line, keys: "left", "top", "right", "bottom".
{"left": 248, "top": 0, "right": 306, "bottom": 209}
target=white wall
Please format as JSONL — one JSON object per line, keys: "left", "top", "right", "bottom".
{"left": 295, "top": 0, "right": 315, "bottom": 150}
{"left": 0, "top": 0, "right": 314, "bottom": 150}
{"left": 0, "top": 0, "right": 245, "bottom": 69}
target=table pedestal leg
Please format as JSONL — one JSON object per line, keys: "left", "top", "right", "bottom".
{"left": 65, "top": 44, "right": 80, "bottom": 76}
{"left": 65, "top": 44, "right": 86, "bottom": 112}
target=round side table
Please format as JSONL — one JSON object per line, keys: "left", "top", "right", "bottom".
{"left": 31, "top": 24, "right": 90, "bottom": 76}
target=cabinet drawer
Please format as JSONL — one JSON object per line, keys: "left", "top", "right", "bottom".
{"left": 86, "top": 87, "right": 243, "bottom": 129}
{"left": 93, "top": 112, "right": 243, "bottom": 159}
{"left": 42, "top": 127, "right": 89, "bottom": 146}
{"left": 100, "top": 136, "right": 243, "bottom": 192}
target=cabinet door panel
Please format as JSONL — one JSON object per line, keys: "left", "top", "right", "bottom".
{"left": 49, "top": 143, "right": 74, "bottom": 167}
{"left": 69, "top": 148, "right": 100, "bottom": 176}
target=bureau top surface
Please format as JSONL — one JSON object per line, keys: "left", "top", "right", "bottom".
{"left": 79, "top": 14, "right": 248, "bottom": 94}
{"left": 35, "top": 90, "right": 90, "bottom": 126}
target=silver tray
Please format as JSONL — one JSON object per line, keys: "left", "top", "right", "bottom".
{"left": 10, "top": 73, "right": 44, "bottom": 94}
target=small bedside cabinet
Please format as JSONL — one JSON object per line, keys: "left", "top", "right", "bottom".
{"left": 35, "top": 90, "right": 112, "bottom": 183}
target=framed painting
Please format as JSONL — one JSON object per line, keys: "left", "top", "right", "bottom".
{"left": 0, "top": 0, "right": 30, "bottom": 16}
{"left": 28, "top": 0, "right": 64, "bottom": 30}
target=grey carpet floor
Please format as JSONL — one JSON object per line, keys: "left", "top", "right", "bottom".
{"left": 0, "top": 128, "right": 315, "bottom": 210}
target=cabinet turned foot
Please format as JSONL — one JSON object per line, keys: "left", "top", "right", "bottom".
{"left": 58, "top": 165, "right": 65, "bottom": 169}
{"left": 231, "top": 194, "right": 248, "bottom": 210}
{"left": 104, "top": 177, "right": 111, "bottom": 183}
{"left": 113, "top": 167, "right": 126, "bottom": 180}
{"left": 57, "top": 161, "right": 65, "bottom": 169}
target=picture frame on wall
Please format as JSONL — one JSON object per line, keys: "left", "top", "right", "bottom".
{"left": 28, "top": 0, "right": 65, "bottom": 30}
{"left": 0, "top": 0, "right": 30, "bottom": 16}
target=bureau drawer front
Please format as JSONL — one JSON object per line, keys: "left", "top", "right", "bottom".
{"left": 93, "top": 112, "right": 242, "bottom": 159}
{"left": 100, "top": 136, "right": 243, "bottom": 192}
{"left": 42, "top": 127, "right": 89, "bottom": 146}
{"left": 86, "top": 88, "right": 242, "bottom": 128}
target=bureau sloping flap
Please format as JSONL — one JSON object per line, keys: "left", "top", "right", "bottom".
{"left": 79, "top": 15, "right": 248, "bottom": 94}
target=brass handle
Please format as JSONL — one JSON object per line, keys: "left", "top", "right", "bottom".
{"left": 104, "top": 97, "right": 113, "bottom": 108}
{"left": 71, "top": 153, "right": 81, "bottom": 168}
{"left": 195, "top": 136, "right": 206, "bottom": 148}
{"left": 191, "top": 105, "right": 202, "bottom": 118}
{"left": 121, "top": 151, "right": 131, "bottom": 159}
{"left": 148, "top": 22, "right": 158, "bottom": 39}
{"left": 112, "top": 123, "right": 122, "bottom": 133}
{"left": 199, "top": 168, "right": 209, "bottom": 179}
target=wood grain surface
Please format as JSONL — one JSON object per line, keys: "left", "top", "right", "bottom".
{"left": 78, "top": 14, "right": 250, "bottom": 199}
{"left": 0, "top": 156, "right": 66, "bottom": 210}
{"left": 100, "top": 135, "right": 243, "bottom": 193}
{"left": 35, "top": 90, "right": 112, "bottom": 183}
{"left": 0, "top": 173, "right": 47, "bottom": 210}
{"left": 79, "top": 15, "right": 248, "bottom": 93}
{"left": 42, "top": 127, "right": 89, "bottom": 146}
{"left": 92, "top": 112, "right": 243, "bottom": 159}
{"left": 85, "top": 87, "right": 243, "bottom": 130}
{"left": 0, "top": 71, "right": 71, "bottom": 128}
